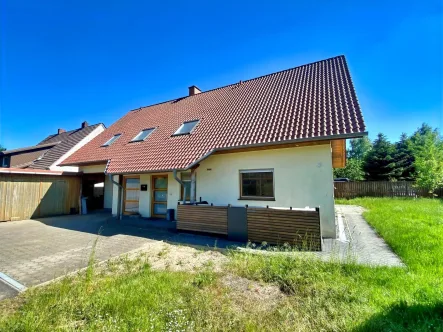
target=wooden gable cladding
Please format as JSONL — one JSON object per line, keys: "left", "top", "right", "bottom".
{"left": 331, "top": 139, "right": 346, "bottom": 168}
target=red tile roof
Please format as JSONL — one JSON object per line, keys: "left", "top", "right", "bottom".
{"left": 62, "top": 55, "right": 366, "bottom": 174}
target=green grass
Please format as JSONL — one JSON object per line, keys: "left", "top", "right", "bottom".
{"left": 1, "top": 198, "right": 442, "bottom": 331}
{"left": 229, "top": 198, "right": 443, "bottom": 331}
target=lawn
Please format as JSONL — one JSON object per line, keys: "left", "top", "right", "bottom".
{"left": 0, "top": 198, "right": 442, "bottom": 331}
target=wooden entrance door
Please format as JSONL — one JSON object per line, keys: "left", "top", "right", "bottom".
{"left": 123, "top": 176, "right": 140, "bottom": 214}
{"left": 151, "top": 175, "right": 168, "bottom": 218}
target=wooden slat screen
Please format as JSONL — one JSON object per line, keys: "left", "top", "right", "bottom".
{"left": 176, "top": 205, "right": 228, "bottom": 235}
{"left": 0, "top": 174, "right": 81, "bottom": 222}
{"left": 247, "top": 208, "right": 321, "bottom": 250}
{"left": 334, "top": 181, "right": 443, "bottom": 199}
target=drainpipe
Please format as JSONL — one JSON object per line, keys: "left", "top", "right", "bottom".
{"left": 190, "top": 168, "right": 197, "bottom": 204}
{"left": 173, "top": 169, "right": 186, "bottom": 205}
{"left": 108, "top": 174, "right": 124, "bottom": 220}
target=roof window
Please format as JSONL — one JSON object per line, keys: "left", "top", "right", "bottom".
{"left": 173, "top": 120, "right": 199, "bottom": 136}
{"left": 131, "top": 128, "right": 155, "bottom": 142}
{"left": 102, "top": 134, "right": 121, "bottom": 147}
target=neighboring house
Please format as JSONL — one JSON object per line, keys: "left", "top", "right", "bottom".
{"left": 0, "top": 122, "right": 108, "bottom": 215}
{"left": 61, "top": 56, "right": 366, "bottom": 238}
{"left": 0, "top": 122, "right": 105, "bottom": 172}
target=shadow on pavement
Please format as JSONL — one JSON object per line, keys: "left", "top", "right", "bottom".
{"left": 35, "top": 212, "right": 243, "bottom": 250}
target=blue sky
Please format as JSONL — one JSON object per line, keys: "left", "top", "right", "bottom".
{"left": 1, "top": 1, "right": 442, "bottom": 149}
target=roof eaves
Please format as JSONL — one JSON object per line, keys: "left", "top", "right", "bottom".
{"left": 184, "top": 131, "right": 368, "bottom": 170}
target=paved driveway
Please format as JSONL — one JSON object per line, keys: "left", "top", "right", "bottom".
{"left": 0, "top": 212, "right": 237, "bottom": 300}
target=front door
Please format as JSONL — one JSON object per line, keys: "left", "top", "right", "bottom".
{"left": 151, "top": 175, "right": 168, "bottom": 218}
{"left": 123, "top": 176, "right": 140, "bottom": 214}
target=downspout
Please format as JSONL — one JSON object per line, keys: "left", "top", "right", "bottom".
{"left": 108, "top": 174, "right": 124, "bottom": 220}
{"left": 173, "top": 169, "right": 187, "bottom": 205}
{"left": 190, "top": 168, "right": 197, "bottom": 204}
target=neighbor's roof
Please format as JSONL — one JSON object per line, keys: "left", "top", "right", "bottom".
{"left": 0, "top": 167, "right": 77, "bottom": 176}
{"left": 1, "top": 124, "right": 103, "bottom": 169}
{"left": 62, "top": 55, "right": 366, "bottom": 174}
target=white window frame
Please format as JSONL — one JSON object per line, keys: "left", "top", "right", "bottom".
{"left": 102, "top": 134, "right": 121, "bottom": 147}
{"left": 130, "top": 128, "right": 156, "bottom": 142}
{"left": 239, "top": 168, "right": 275, "bottom": 200}
{"left": 172, "top": 120, "right": 200, "bottom": 136}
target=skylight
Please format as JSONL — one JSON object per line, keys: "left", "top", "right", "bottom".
{"left": 131, "top": 128, "right": 155, "bottom": 142}
{"left": 173, "top": 120, "right": 199, "bottom": 136}
{"left": 102, "top": 134, "right": 121, "bottom": 147}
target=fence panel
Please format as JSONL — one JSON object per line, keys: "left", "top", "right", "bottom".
{"left": 0, "top": 174, "right": 81, "bottom": 221}
{"left": 334, "top": 181, "right": 442, "bottom": 199}
{"left": 247, "top": 207, "right": 322, "bottom": 250}
{"left": 176, "top": 205, "right": 228, "bottom": 235}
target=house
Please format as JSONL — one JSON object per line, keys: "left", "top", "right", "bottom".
{"left": 61, "top": 56, "right": 366, "bottom": 238}
{"left": 0, "top": 122, "right": 106, "bottom": 220}
{"left": 0, "top": 122, "right": 105, "bottom": 172}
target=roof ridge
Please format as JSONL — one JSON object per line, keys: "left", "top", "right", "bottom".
{"left": 129, "top": 55, "right": 345, "bottom": 112}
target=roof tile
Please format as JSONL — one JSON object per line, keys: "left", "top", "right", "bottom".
{"left": 62, "top": 56, "right": 366, "bottom": 173}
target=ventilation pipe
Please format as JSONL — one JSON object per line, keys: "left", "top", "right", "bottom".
{"left": 173, "top": 169, "right": 187, "bottom": 205}
{"left": 108, "top": 174, "right": 124, "bottom": 220}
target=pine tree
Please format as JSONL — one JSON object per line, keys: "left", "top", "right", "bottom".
{"left": 393, "top": 133, "right": 415, "bottom": 181}
{"left": 347, "top": 137, "right": 372, "bottom": 160}
{"left": 364, "top": 133, "right": 397, "bottom": 181}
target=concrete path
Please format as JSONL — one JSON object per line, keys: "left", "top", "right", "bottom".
{"left": 0, "top": 212, "right": 239, "bottom": 300}
{"left": 321, "top": 205, "right": 404, "bottom": 267}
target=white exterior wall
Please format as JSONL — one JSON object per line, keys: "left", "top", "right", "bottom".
{"left": 80, "top": 164, "right": 107, "bottom": 173}
{"left": 196, "top": 144, "right": 336, "bottom": 238}
{"left": 104, "top": 175, "right": 113, "bottom": 209}
{"left": 50, "top": 125, "right": 105, "bottom": 172}
{"left": 138, "top": 173, "right": 180, "bottom": 218}
{"left": 111, "top": 175, "right": 120, "bottom": 216}
{"left": 106, "top": 144, "right": 336, "bottom": 237}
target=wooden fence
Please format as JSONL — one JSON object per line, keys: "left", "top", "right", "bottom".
{"left": 176, "top": 204, "right": 322, "bottom": 251}
{"left": 247, "top": 207, "right": 321, "bottom": 250}
{"left": 0, "top": 173, "right": 81, "bottom": 221}
{"left": 334, "top": 181, "right": 443, "bottom": 199}
{"left": 176, "top": 205, "right": 228, "bottom": 235}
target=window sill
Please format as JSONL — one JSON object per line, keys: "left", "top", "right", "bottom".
{"left": 238, "top": 197, "right": 276, "bottom": 201}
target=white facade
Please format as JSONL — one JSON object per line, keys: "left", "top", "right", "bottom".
{"left": 101, "top": 143, "right": 336, "bottom": 238}
{"left": 197, "top": 144, "right": 335, "bottom": 238}
{"left": 50, "top": 125, "right": 105, "bottom": 172}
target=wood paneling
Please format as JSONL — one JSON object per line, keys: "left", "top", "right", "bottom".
{"left": 331, "top": 139, "right": 346, "bottom": 168}
{"left": 0, "top": 174, "right": 81, "bottom": 221}
{"left": 177, "top": 205, "right": 228, "bottom": 235}
{"left": 247, "top": 208, "right": 321, "bottom": 250}
{"left": 334, "top": 181, "right": 443, "bottom": 199}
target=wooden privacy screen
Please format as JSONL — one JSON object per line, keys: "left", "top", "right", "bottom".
{"left": 0, "top": 174, "right": 81, "bottom": 221}
{"left": 247, "top": 208, "right": 322, "bottom": 250}
{"left": 176, "top": 205, "right": 228, "bottom": 235}
{"left": 334, "top": 181, "right": 443, "bottom": 199}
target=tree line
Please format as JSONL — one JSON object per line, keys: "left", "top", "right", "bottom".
{"left": 334, "top": 123, "right": 443, "bottom": 193}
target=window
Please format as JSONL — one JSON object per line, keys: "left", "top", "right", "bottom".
{"left": 173, "top": 120, "right": 199, "bottom": 136}
{"left": 102, "top": 134, "right": 121, "bottom": 147}
{"left": 131, "top": 128, "right": 155, "bottom": 142}
{"left": 240, "top": 169, "right": 274, "bottom": 200}
{"left": 1, "top": 156, "right": 10, "bottom": 168}
{"left": 180, "top": 172, "right": 196, "bottom": 201}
